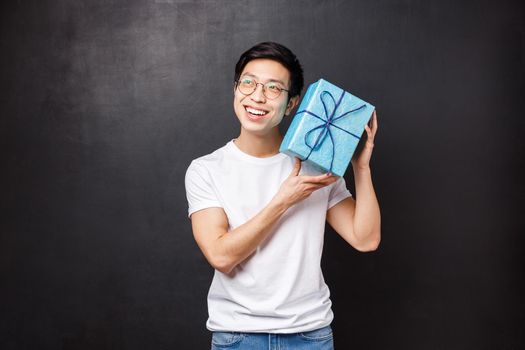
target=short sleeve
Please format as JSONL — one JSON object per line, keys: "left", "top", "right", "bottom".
{"left": 184, "top": 161, "right": 222, "bottom": 218}
{"left": 327, "top": 176, "right": 352, "bottom": 209}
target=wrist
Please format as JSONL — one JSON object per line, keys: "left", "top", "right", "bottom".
{"left": 353, "top": 165, "right": 371, "bottom": 174}
{"left": 268, "top": 196, "right": 290, "bottom": 214}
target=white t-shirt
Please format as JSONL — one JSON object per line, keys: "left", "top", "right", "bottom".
{"left": 184, "top": 139, "right": 352, "bottom": 333}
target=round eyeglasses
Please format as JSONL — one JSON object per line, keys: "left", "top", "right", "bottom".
{"left": 236, "top": 76, "right": 289, "bottom": 100}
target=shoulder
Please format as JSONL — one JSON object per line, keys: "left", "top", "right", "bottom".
{"left": 186, "top": 142, "right": 230, "bottom": 176}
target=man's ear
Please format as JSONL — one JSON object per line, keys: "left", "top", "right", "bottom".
{"left": 285, "top": 96, "right": 300, "bottom": 116}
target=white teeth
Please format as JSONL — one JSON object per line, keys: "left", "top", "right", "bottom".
{"left": 246, "top": 107, "right": 268, "bottom": 116}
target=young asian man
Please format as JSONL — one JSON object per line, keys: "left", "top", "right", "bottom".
{"left": 185, "top": 41, "right": 380, "bottom": 350}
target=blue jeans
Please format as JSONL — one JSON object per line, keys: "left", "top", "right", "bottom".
{"left": 211, "top": 325, "right": 334, "bottom": 350}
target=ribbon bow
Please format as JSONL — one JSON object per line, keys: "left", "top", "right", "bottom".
{"left": 296, "top": 90, "right": 366, "bottom": 173}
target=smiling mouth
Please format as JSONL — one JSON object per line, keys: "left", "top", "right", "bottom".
{"left": 245, "top": 106, "right": 269, "bottom": 118}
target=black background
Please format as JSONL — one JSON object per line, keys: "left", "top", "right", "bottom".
{"left": 1, "top": 0, "right": 524, "bottom": 349}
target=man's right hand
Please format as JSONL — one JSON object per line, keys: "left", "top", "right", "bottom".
{"left": 272, "top": 157, "right": 339, "bottom": 209}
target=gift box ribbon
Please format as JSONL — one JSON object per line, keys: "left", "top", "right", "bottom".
{"left": 296, "top": 90, "right": 366, "bottom": 173}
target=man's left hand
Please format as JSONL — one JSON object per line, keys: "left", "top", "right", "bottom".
{"left": 351, "top": 110, "right": 378, "bottom": 170}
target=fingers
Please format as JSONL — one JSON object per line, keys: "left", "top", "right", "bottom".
{"left": 365, "top": 124, "right": 375, "bottom": 147}
{"left": 364, "top": 110, "right": 378, "bottom": 144}
{"left": 371, "top": 110, "right": 378, "bottom": 135}
{"left": 301, "top": 171, "right": 333, "bottom": 182}
{"left": 304, "top": 177, "right": 338, "bottom": 191}
{"left": 302, "top": 173, "right": 339, "bottom": 185}
{"left": 290, "top": 158, "right": 339, "bottom": 186}
{"left": 365, "top": 124, "right": 371, "bottom": 137}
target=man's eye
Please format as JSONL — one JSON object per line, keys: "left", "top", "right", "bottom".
{"left": 266, "top": 84, "right": 281, "bottom": 91}
{"left": 241, "top": 78, "right": 254, "bottom": 85}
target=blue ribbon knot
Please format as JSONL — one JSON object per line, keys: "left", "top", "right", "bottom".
{"left": 296, "top": 90, "right": 366, "bottom": 173}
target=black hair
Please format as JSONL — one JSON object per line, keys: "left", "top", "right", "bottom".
{"left": 234, "top": 42, "right": 304, "bottom": 99}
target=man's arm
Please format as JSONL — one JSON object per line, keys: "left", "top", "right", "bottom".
{"left": 190, "top": 158, "right": 338, "bottom": 274}
{"left": 326, "top": 110, "right": 381, "bottom": 252}
{"left": 191, "top": 199, "right": 287, "bottom": 275}
{"left": 326, "top": 167, "right": 381, "bottom": 252}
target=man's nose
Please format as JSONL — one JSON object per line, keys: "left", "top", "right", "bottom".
{"left": 250, "top": 83, "right": 266, "bottom": 102}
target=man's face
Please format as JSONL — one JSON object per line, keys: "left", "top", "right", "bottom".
{"left": 233, "top": 58, "right": 298, "bottom": 136}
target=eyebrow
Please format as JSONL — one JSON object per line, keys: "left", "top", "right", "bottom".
{"left": 241, "top": 73, "right": 287, "bottom": 86}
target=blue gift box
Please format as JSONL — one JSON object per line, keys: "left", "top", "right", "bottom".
{"left": 279, "top": 79, "right": 375, "bottom": 177}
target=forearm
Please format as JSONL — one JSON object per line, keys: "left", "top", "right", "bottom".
{"left": 353, "top": 166, "right": 381, "bottom": 246}
{"left": 216, "top": 198, "right": 289, "bottom": 274}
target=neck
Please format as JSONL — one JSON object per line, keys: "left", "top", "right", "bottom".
{"left": 233, "top": 128, "right": 283, "bottom": 158}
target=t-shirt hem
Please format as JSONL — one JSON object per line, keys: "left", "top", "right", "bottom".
{"left": 206, "top": 320, "right": 333, "bottom": 334}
